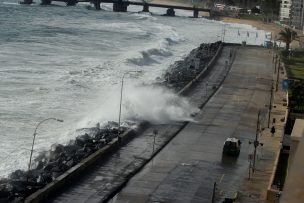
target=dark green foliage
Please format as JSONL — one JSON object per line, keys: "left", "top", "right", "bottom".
{"left": 289, "top": 80, "right": 304, "bottom": 113}
{"left": 262, "top": 0, "right": 280, "bottom": 13}
{"left": 251, "top": 6, "right": 260, "bottom": 14}
{"left": 279, "top": 28, "right": 298, "bottom": 51}
{"left": 273, "top": 152, "right": 289, "bottom": 190}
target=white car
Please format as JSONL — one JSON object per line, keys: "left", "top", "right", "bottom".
{"left": 223, "top": 137, "right": 241, "bottom": 156}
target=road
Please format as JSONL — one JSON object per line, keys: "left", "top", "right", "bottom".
{"left": 109, "top": 46, "right": 273, "bottom": 203}
{"left": 48, "top": 46, "right": 273, "bottom": 203}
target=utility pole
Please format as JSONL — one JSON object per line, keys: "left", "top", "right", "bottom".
{"left": 276, "top": 58, "right": 280, "bottom": 91}
{"left": 248, "top": 154, "right": 252, "bottom": 180}
{"left": 117, "top": 70, "right": 139, "bottom": 145}
{"left": 268, "top": 81, "right": 274, "bottom": 128}
{"left": 253, "top": 111, "right": 260, "bottom": 172}
{"left": 152, "top": 129, "right": 158, "bottom": 154}
{"left": 274, "top": 54, "right": 278, "bottom": 74}
{"left": 249, "top": 111, "right": 264, "bottom": 173}
{"left": 211, "top": 182, "right": 217, "bottom": 203}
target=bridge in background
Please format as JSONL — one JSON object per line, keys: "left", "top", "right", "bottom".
{"left": 20, "top": 0, "right": 211, "bottom": 18}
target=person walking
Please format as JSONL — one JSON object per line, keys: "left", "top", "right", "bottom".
{"left": 271, "top": 126, "right": 276, "bottom": 136}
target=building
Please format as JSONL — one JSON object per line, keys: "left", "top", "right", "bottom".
{"left": 291, "top": 0, "right": 304, "bottom": 29}
{"left": 280, "top": 119, "right": 304, "bottom": 203}
{"left": 280, "top": 0, "right": 292, "bottom": 24}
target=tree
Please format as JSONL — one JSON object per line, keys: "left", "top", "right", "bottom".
{"left": 278, "top": 28, "right": 298, "bottom": 51}
{"left": 289, "top": 80, "right": 304, "bottom": 113}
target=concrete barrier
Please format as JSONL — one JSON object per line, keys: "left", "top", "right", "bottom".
{"left": 178, "top": 43, "right": 223, "bottom": 96}
{"left": 25, "top": 122, "right": 148, "bottom": 203}
{"left": 266, "top": 146, "right": 281, "bottom": 202}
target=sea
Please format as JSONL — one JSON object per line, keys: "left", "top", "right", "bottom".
{"left": 0, "top": 0, "right": 268, "bottom": 177}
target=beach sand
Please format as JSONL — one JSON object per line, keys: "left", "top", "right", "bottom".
{"left": 221, "top": 17, "right": 301, "bottom": 48}
{"left": 152, "top": 1, "right": 281, "bottom": 32}
{"left": 221, "top": 17, "right": 282, "bottom": 37}
{"left": 151, "top": 1, "right": 300, "bottom": 48}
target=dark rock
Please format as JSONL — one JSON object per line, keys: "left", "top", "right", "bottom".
{"left": 51, "top": 172, "right": 62, "bottom": 179}
{"left": 0, "top": 183, "right": 11, "bottom": 198}
{"left": 63, "top": 159, "right": 74, "bottom": 168}
{"left": 162, "top": 41, "right": 221, "bottom": 91}
{"left": 37, "top": 173, "right": 52, "bottom": 184}
{"left": 164, "top": 8, "right": 175, "bottom": 16}
{"left": 9, "top": 170, "right": 27, "bottom": 181}
{"left": 43, "top": 161, "right": 58, "bottom": 172}
{"left": 75, "top": 133, "right": 92, "bottom": 147}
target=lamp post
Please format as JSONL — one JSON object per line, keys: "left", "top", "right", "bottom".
{"left": 222, "top": 24, "right": 226, "bottom": 42}
{"left": 118, "top": 71, "right": 139, "bottom": 144}
{"left": 267, "top": 81, "right": 274, "bottom": 128}
{"left": 249, "top": 111, "right": 264, "bottom": 173}
{"left": 27, "top": 118, "right": 63, "bottom": 181}
{"left": 152, "top": 129, "right": 158, "bottom": 154}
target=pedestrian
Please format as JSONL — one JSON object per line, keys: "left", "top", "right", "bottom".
{"left": 271, "top": 126, "right": 276, "bottom": 136}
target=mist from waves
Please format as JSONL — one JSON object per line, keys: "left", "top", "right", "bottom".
{"left": 77, "top": 83, "right": 199, "bottom": 129}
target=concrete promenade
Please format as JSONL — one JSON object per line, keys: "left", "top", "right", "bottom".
{"left": 237, "top": 58, "right": 288, "bottom": 202}
{"left": 110, "top": 46, "right": 277, "bottom": 202}
{"left": 45, "top": 46, "right": 232, "bottom": 202}
{"left": 39, "top": 45, "right": 285, "bottom": 203}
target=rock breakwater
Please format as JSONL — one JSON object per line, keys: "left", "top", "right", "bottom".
{"left": 163, "top": 41, "right": 221, "bottom": 91}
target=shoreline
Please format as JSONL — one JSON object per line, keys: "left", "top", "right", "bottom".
{"left": 221, "top": 17, "right": 282, "bottom": 38}
{"left": 0, "top": 42, "right": 223, "bottom": 202}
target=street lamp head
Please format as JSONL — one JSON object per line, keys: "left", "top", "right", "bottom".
{"left": 55, "top": 119, "right": 64, "bottom": 122}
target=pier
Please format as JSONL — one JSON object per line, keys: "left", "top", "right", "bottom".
{"left": 20, "top": 0, "right": 210, "bottom": 18}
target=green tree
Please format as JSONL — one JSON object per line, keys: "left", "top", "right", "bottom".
{"left": 289, "top": 80, "right": 304, "bottom": 112}
{"left": 279, "top": 28, "right": 298, "bottom": 51}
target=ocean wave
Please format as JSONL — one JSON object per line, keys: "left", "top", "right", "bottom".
{"left": 67, "top": 79, "right": 89, "bottom": 89}
{"left": 3, "top": 2, "right": 19, "bottom": 5}
{"left": 126, "top": 45, "right": 173, "bottom": 66}
{"left": 127, "top": 53, "right": 159, "bottom": 66}
{"left": 131, "top": 12, "right": 156, "bottom": 20}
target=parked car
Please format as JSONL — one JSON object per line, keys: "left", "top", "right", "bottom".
{"left": 223, "top": 137, "right": 241, "bottom": 156}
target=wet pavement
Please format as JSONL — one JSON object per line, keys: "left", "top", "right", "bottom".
{"left": 48, "top": 46, "right": 273, "bottom": 203}
{"left": 109, "top": 46, "right": 273, "bottom": 203}
{"left": 236, "top": 52, "right": 288, "bottom": 203}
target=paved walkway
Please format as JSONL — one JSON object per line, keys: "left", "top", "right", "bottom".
{"left": 237, "top": 54, "right": 288, "bottom": 203}
{"left": 110, "top": 46, "right": 275, "bottom": 203}
{"left": 47, "top": 46, "right": 286, "bottom": 203}
{"left": 48, "top": 46, "right": 232, "bottom": 203}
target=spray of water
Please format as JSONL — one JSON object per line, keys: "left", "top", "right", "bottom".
{"left": 77, "top": 84, "right": 199, "bottom": 128}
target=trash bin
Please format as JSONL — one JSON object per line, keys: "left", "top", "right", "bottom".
{"left": 242, "top": 41, "right": 246, "bottom": 46}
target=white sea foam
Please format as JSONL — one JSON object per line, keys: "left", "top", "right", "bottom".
{"left": 122, "top": 85, "right": 198, "bottom": 123}
{"left": 2, "top": 2, "right": 19, "bottom": 5}
{"left": 76, "top": 84, "right": 198, "bottom": 129}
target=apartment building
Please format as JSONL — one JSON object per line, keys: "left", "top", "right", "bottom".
{"left": 291, "top": 0, "right": 304, "bottom": 29}
{"left": 280, "top": 0, "right": 292, "bottom": 24}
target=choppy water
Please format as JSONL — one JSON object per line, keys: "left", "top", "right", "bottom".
{"left": 0, "top": 0, "right": 268, "bottom": 177}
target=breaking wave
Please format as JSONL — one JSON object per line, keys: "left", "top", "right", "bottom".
{"left": 126, "top": 40, "right": 175, "bottom": 66}
{"left": 76, "top": 84, "right": 198, "bottom": 129}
